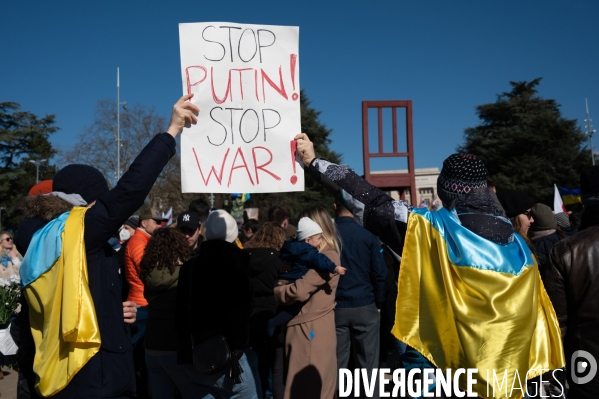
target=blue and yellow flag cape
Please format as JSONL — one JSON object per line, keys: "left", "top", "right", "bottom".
{"left": 392, "top": 208, "right": 564, "bottom": 399}
{"left": 20, "top": 207, "right": 101, "bottom": 397}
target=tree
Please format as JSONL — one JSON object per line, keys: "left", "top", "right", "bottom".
{"left": 0, "top": 102, "right": 58, "bottom": 229}
{"left": 63, "top": 99, "right": 166, "bottom": 186}
{"left": 62, "top": 100, "right": 202, "bottom": 214}
{"left": 246, "top": 90, "right": 343, "bottom": 222}
{"left": 458, "top": 78, "right": 589, "bottom": 204}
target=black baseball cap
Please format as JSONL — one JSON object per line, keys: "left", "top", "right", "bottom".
{"left": 177, "top": 210, "right": 201, "bottom": 230}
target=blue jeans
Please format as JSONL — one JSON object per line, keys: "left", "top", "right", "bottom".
{"left": 402, "top": 346, "right": 436, "bottom": 398}
{"left": 145, "top": 351, "right": 197, "bottom": 399}
{"left": 185, "top": 349, "right": 262, "bottom": 399}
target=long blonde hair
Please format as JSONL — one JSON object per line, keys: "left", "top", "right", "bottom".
{"left": 298, "top": 206, "right": 341, "bottom": 254}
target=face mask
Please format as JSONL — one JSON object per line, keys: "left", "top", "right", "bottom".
{"left": 119, "top": 228, "right": 131, "bottom": 241}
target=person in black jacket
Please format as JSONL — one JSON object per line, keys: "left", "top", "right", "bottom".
{"left": 140, "top": 228, "right": 194, "bottom": 398}
{"left": 175, "top": 209, "right": 261, "bottom": 399}
{"left": 11, "top": 94, "right": 198, "bottom": 399}
{"left": 243, "top": 222, "right": 286, "bottom": 398}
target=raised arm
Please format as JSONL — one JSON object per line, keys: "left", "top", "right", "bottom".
{"left": 295, "top": 133, "right": 412, "bottom": 255}
{"left": 85, "top": 95, "right": 199, "bottom": 250}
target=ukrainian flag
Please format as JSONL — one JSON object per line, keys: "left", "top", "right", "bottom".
{"left": 559, "top": 187, "right": 582, "bottom": 205}
{"left": 20, "top": 207, "right": 101, "bottom": 397}
{"left": 392, "top": 208, "right": 564, "bottom": 399}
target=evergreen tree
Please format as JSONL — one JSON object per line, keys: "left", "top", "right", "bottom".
{"left": 458, "top": 78, "right": 589, "bottom": 204}
{"left": 0, "top": 102, "right": 58, "bottom": 229}
{"left": 247, "top": 90, "right": 342, "bottom": 222}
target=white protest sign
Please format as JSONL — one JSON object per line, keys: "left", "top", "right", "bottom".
{"left": 179, "top": 22, "right": 303, "bottom": 193}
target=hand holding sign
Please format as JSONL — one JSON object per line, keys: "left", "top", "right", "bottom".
{"left": 294, "top": 133, "right": 316, "bottom": 167}
{"left": 167, "top": 94, "right": 200, "bottom": 138}
{"left": 179, "top": 22, "right": 302, "bottom": 193}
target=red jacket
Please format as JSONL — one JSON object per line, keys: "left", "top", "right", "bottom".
{"left": 124, "top": 228, "right": 150, "bottom": 306}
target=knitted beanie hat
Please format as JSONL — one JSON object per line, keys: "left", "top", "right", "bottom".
{"left": 296, "top": 217, "right": 323, "bottom": 241}
{"left": 437, "top": 153, "right": 488, "bottom": 205}
{"left": 496, "top": 188, "right": 534, "bottom": 218}
{"left": 204, "top": 209, "right": 238, "bottom": 243}
{"left": 53, "top": 164, "right": 109, "bottom": 204}
{"left": 124, "top": 216, "right": 140, "bottom": 229}
{"left": 530, "top": 203, "right": 557, "bottom": 231}
{"left": 554, "top": 212, "right": 570, "bottom": 229}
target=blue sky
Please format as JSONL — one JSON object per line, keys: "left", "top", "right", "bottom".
{"left": 2, "top": 0, "right": 598, "bottom": 175}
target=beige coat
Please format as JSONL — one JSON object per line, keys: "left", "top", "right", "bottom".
{"left": 274, "top": 249, "right": 340, "bottom": 399}
{"left": 0, "top": 252, "right": 22, "bottom": 281}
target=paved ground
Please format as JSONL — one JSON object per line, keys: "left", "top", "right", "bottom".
{"left": 0, "top": 367, "right": 17, "bottom": 399}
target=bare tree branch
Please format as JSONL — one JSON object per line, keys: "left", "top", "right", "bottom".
{"left": 61, "top": 99, "right": 201, "bottom": 214}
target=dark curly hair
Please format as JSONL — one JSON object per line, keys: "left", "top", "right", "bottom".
{"left": 139, "top": 228, "right": 193, "bottom": 279}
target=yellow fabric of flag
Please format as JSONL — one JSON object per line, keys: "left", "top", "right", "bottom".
{"left": 392, "top": 208, "right": 564, "bottom": 398}
{"left": 562, "top": 194, "right": 581, "bottom": 205}
{"left": 24, "top": 207, "right": 101, "bottom": 397}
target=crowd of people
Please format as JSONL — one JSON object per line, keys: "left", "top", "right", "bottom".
{"left": 0, "top": 95, "right": 597, "bottom": 399}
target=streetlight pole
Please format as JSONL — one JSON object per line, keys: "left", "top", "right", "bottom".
{"left": 585, "top": 99, "right": 596, "bottom": 166}
{"left": 117, "top": 67, "right": 127, "bottom": 181}
{"left": 29, "top": 159, "right": 47, "bottom": 183}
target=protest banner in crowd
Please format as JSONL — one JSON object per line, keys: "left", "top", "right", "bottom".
{"left": 179, "top": 22, "right": 302, "bottom": 193}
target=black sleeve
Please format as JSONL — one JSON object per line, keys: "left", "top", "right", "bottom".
{"left": 301, "top": 245, "right": 338, "bottom": 274}
{"left": 307, "top": 158, "right": 412, "bottom": 255}
{"left": 84, "top": 133, "right": 176, "bottom": 251}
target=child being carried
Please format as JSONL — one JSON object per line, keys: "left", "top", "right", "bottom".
{"left": 278, "top": 216, "right": 346, "bottom": 282}
{"left": 268, "top": 217, "right": 345, "bottom": 335}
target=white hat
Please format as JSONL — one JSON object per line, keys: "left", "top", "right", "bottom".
{"left": 296, "top": 217, "right": 323, "bottom": 241}
{"left": 204, "top": 209, "right": 238, "bottom": 243}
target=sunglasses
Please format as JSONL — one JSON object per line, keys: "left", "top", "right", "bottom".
{"left": 2, "top": 237, "right": 12, "bottom": 242}
{"left": 523, "top": 210, "right": 532, "bottom": 220}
